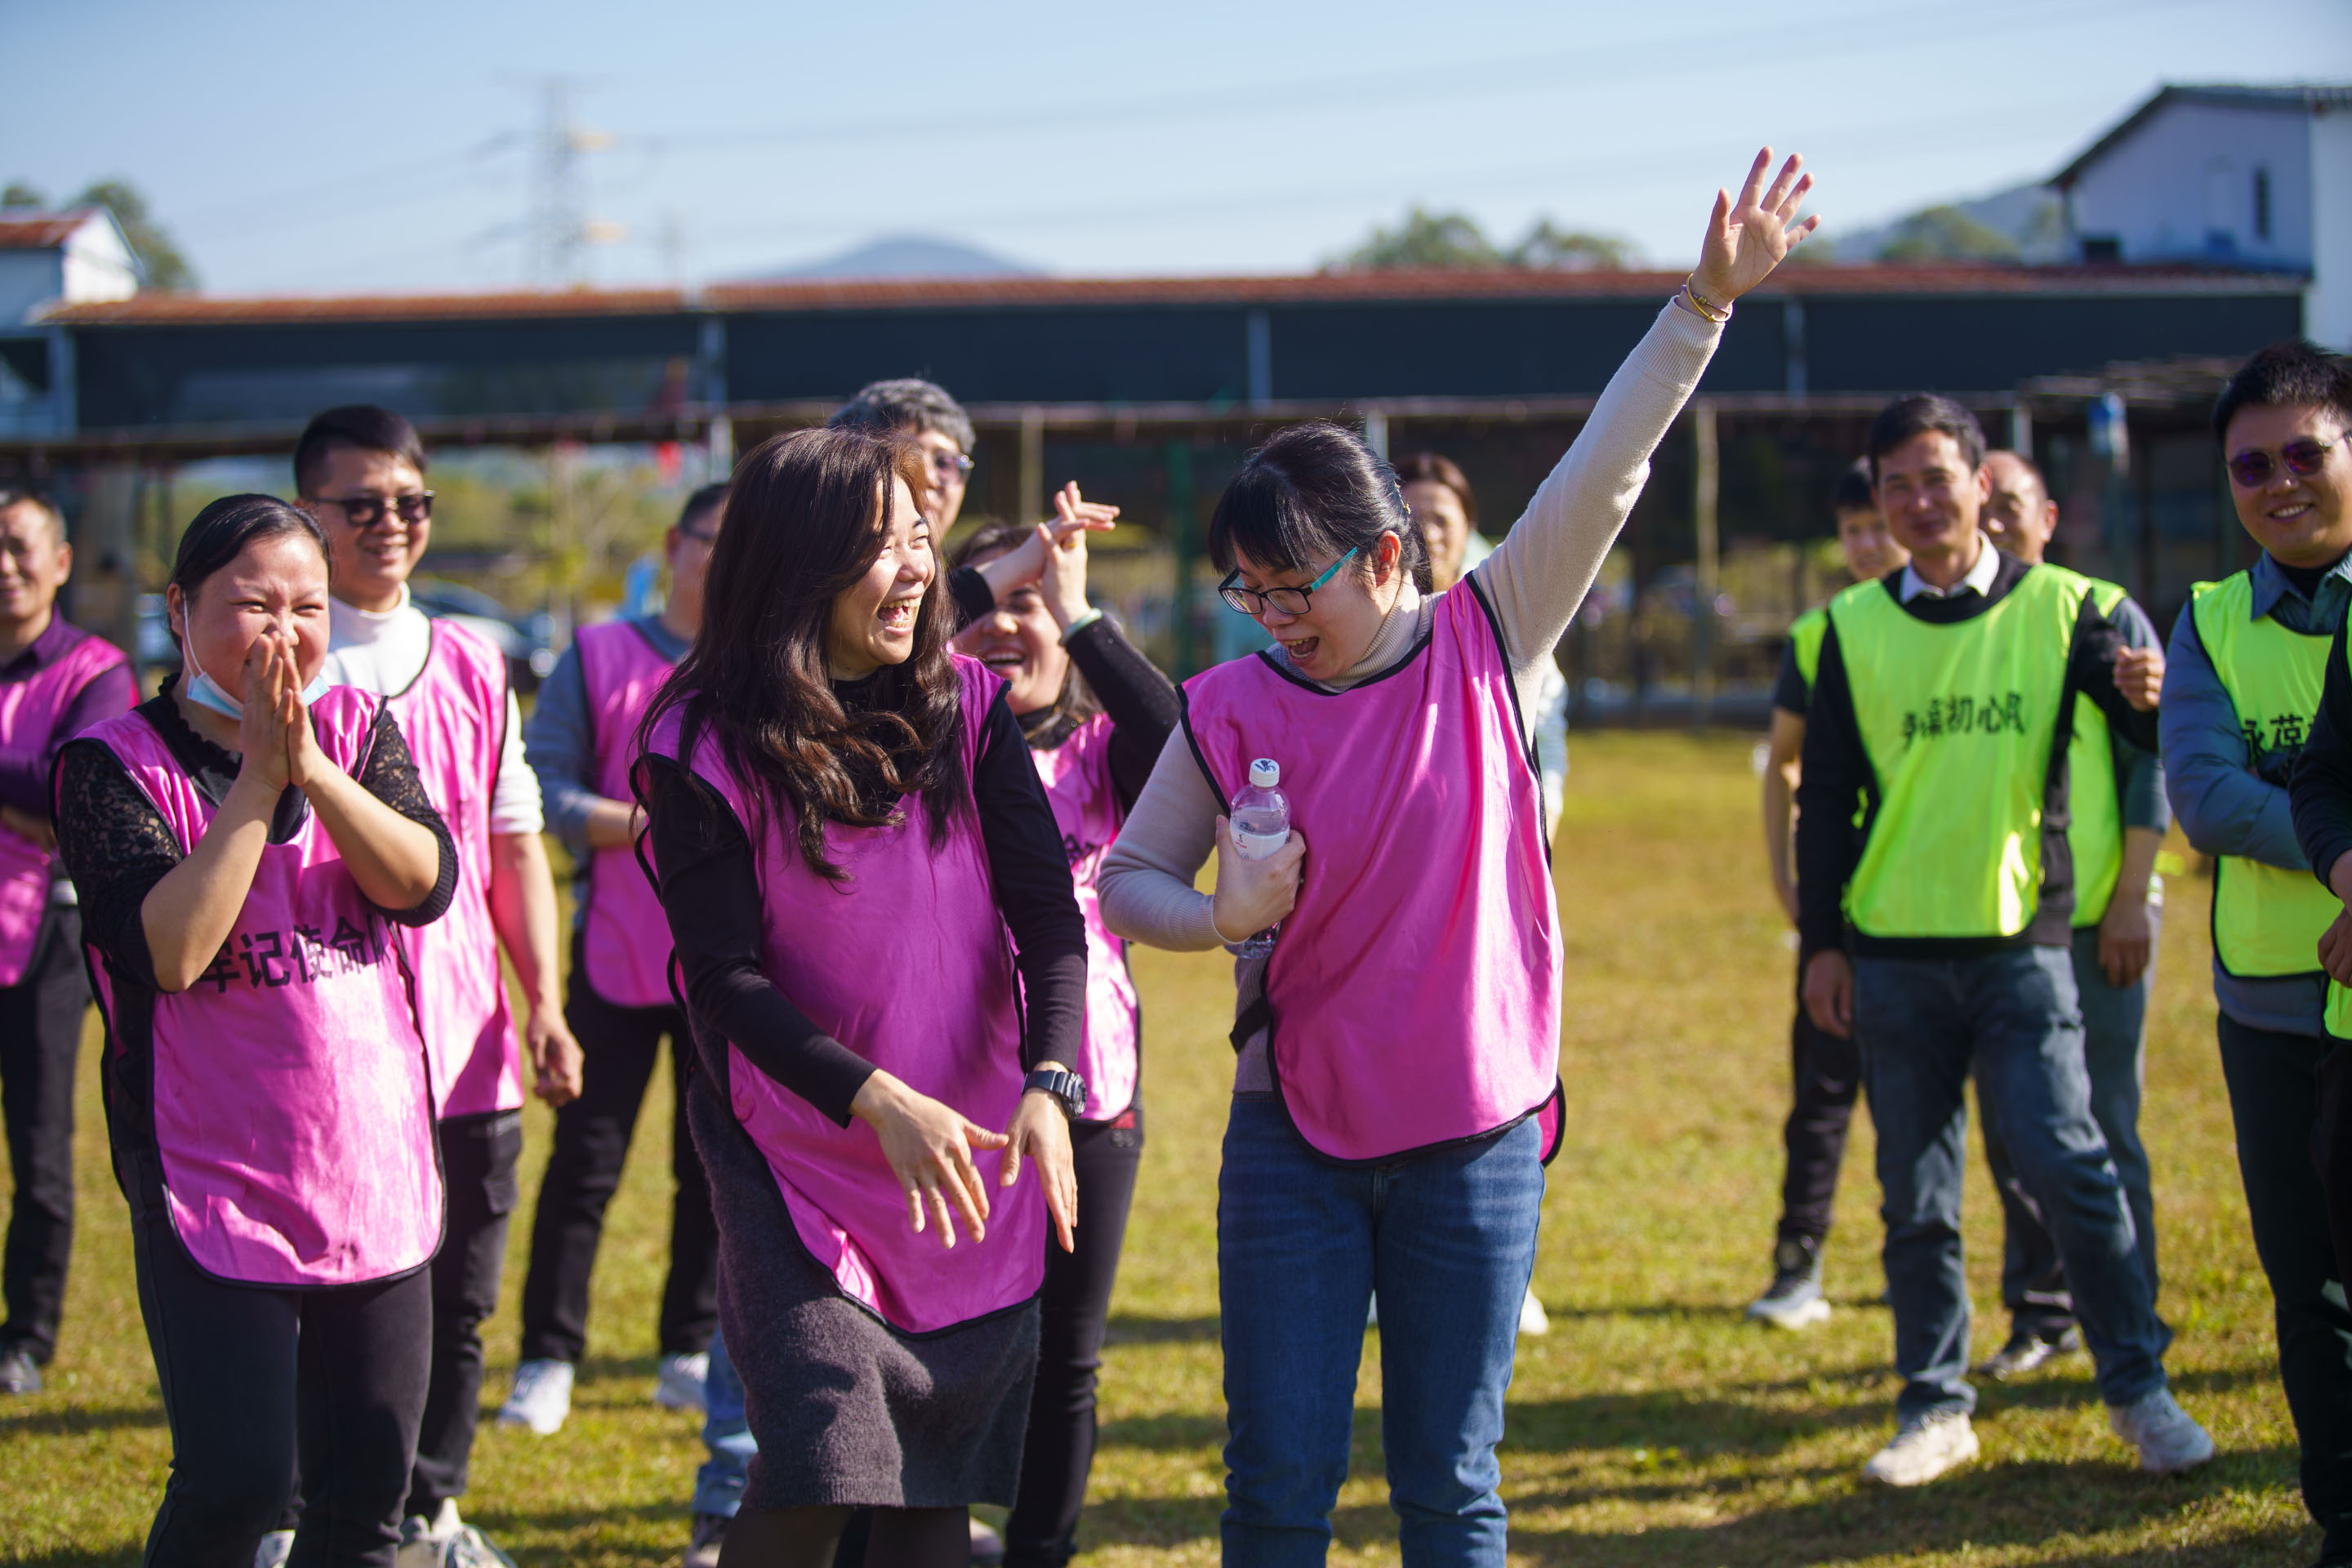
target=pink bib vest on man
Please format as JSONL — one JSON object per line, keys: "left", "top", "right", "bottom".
{"left": 390, "top": 619, "right": 521, "bottom": 1117}
{"left": 1183, "top": 581, "right": 1563, "bottom": 1165}
{"left": 0, "top": 630, "right": 128, "bottom": 986}
{"left": 79, "top": 688, "right": 443, "bottom": 1285}
{"left": 1030, "top": 714, "right": 1138, "bottom": 1122}
{"left": 647, "top": 656, "right": 1045, "bottom": 1334}
{"left": 574, "top": 619, "right": 678, "bottom": 1010}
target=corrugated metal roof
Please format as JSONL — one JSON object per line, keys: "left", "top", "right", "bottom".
{"left": 0, "top": 208, "right": 105, "bottom": 252}
{"left": 32, "top": 261, "right": 2303, "bottom": 328}
{"left": 2052, "top": 82, "right": 2352, "bottom": 189}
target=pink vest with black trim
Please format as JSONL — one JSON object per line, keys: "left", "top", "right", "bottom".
{"left": 0, "top": 630, "right": 129, "bottom": 986}
{"left": 390, "top": 620, "right": 520, "bottom": 1117}
{"left": 1182, "top": 582, "right": 1563, "bottom": 1165}
{"left": 79, "top": 688, "right": 443, "bottom": 1285}
{"left": 1030, "top": 715, "right": 1138, "bottom": 1122}
{"left": 645, "top": 657, "right": 1045, "bottom": 1334}
{"left": 575, "top": 620, "right": 677, "bottom": 1010}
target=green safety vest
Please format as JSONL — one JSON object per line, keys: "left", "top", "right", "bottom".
{"left": 1830, "top": 563, "right": 2089, "bottom": 940}
{"left": 1789, "top": 606, "right": 1829, "bottom": 697}
{"left": 2066, "top": 580, "right": 2129, "bottom": 928}
{"left": 2189, "top": 572, "right": 2337, "bottom": 987}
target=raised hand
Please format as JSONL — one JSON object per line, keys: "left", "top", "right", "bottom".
{"left": 237, "top": 633, "right": 296, "bottom": 792}
{"left": 1693, "top": 148, "right": 1819, "bottom": 305}
{"left": 1040, "top": 483, "right": 1096, "bottom": 630}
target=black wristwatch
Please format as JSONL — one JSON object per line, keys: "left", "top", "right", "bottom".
{"left": 1023, "top": 1067, "right": 1087, "bottom": 1122}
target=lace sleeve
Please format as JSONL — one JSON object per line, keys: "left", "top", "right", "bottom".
{"left": 354, "top": 706, "right": 460, "bottom": 927}
{"left": 53, "top": 740, "right": 178, "bottom": 991}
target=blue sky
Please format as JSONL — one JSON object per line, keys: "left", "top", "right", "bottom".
{"left": 4, "top": 0, "right": 2349, "bottom": 295}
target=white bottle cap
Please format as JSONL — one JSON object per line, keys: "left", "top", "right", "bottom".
{"left": 1249, "top": 758, "right": 1280, "bottom": 789}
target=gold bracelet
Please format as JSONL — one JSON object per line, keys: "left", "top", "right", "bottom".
{"left": 1680, "top": 277, "right": 1731, "bottom": 323}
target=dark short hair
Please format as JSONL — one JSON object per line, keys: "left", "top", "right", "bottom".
{"left": 1984, "top": 448, "right": 2050, "bottom": 504}
{"left": 172, "top": 495, "right": 330, "bottom": 605}
{"left": 1866, "top": 394, "right": 1985, "bottom": 479}
{"left": 827, "top": 378, "right": 976, "bottom": 456}
{"left": 1392, "top": 452, "right": 1478, "bottom": 526}
{"left": 1831, "top": 457, "right": 1877, "bottom": 516}
{"left": 1207, "top": 422, "right": 1432, "bottom": 595}
{"left": 0, "top": 484, "right": 62, "bottom": 540}
{"left": 2212, "top": 341, "right": 2352, "bottom": 446}
{"left": 293, "top": 404, "right": 429, "bottom": 497}
{"left": 676, "top": 481, "right": 728, "bottom": 535}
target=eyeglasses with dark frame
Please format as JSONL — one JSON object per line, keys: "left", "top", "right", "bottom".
{"left": 310, "top": 492, "right": 434, "bottom": 528}
{"left": 2226, "top": 439, "right": 2337, "bottom": 489}
{"left": 1218, "top": 546, "right": 1362, "bottom": 617}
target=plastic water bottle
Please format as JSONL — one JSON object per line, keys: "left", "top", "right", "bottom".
{"left": 1227, "top": 758, "right": 1290, "bottom": 960}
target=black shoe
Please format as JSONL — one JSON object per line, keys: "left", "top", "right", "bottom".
{"left": 1973, "top": 1325, "right": 2082, "bottom": 1380}
{"left": 0, "top": 1345, "right": 42, "bottom": 1393}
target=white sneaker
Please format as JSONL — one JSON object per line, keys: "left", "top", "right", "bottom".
{"left": 2108, "top": 1388, "right": 2216, "bottom": 1474}
{"left": 654, "top": 1351, "right": 709, "bottom": 1414}
{"left": 1518, "top": 1288, "right": 1551, "bottom": 1336}
{"left": 1862, "top": 1410, "right": 1980, "bottom": 1486}
{"left": 253, "top": 1530, "right": 294, "bottom": 1568}
{"left": 395, "top": 1499, "right": 459, "bottom": 1568}
{"left": 497, "top": 1358, "right": 573, "bottom": 1435}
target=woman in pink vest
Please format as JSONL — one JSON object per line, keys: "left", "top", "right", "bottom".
{"left": 1098, "top": 149, "right": 1817, "bottom": 1564}
{"left": 0, "top": 485, "right": 135, "bottom": 1398}
{"left": 947, "top": 492, "right": 1178, "bottom": 1567}
{"left": 53, "top": 496, "right": 457, "bottom": 1566}
{"left": 637, "top": 427, "right": 1086, "bottom": 1568}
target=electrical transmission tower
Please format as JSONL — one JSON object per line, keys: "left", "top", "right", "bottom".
{"left": 527, "top": 78, "right": 621, "bottom": 286}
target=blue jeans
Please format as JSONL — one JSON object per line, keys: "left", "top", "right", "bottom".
{"left": 692, "top": 1327, "right": 754, "bottom": 1519}
{"left": 1218, "top": 1095, "right": 1542, "bottom": 1568}
{"left": 1854, "top": 946, "right": 2168, "bottom": 1420}
{"left": 1978, "top": 917, "right": 2162, "bottom": 1338}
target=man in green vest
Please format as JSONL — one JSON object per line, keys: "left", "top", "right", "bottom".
{"left": 1969, "top": 450, "right": 2169, "bottom": 1382}
{"left": 1798, "top": 394, "right": 2211, "bottom": 1487}
{"left": 1748, "top": 458, "right": 1906, "bottom": 1330}
{"left": 2206, "top": 340, "right": 2352, "bottom": 1568}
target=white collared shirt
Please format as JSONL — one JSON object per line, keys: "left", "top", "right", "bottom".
{"left": 323, "top": 585, "right": 544, "bottom": 834}
{"left": 1898, "top": 533, "right": 2002, "bottom": 604}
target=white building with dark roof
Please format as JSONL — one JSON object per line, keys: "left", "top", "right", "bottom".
{"left": 2051, "top": 83, "right": 2352, "bottom": 347}
{"left": 0, "top": 208, "right": 140, "bottom": 325}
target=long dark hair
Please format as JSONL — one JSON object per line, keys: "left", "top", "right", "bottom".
{"left": 1208, "top": 422, "right": 1432, "bottom": 594}
{"left": 641, "top": 427, "right": 964, "bottom": 882}
{"left": 948, "top": 519, "right": 1099, "bottom": 751}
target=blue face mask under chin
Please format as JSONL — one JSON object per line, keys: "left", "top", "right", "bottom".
{"left": 182, "top": 644, "right": 332, "bottom": 723}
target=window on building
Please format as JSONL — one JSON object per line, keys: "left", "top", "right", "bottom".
{"left": 2254, "top": 167, "right": 2273, "bottom": 241}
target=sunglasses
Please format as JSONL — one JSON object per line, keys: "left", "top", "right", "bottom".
{"left": 1218, "top": 546, "right": 1361, "bottom": 617}
{"left": 313, "top": 492, "right": 434, "bottom": 527}
{"left": 928, "top": 451, "right": 974, "bottom": 480}
{"left": 2226, "top": 439, "right": 2336, "bottom": 489}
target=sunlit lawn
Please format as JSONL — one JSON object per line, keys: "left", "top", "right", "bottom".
{"left": 0, "top": 732, "right": 2319, "bottom": 1565}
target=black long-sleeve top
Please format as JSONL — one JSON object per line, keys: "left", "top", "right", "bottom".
{"left": 54, "top": 690, "right": 459, "bottom": 994}
{"left": 644, "top": 676, "right": 1087, "bottom": 1127}
{"left": 1796, "top": 554, "right": 2161, "bottom": 959}
{"left": 2289, "top": 611, "right": 2352, "bottom": 894}
{"left": 945, "top": 564, "right": 1183, "bottom": 811}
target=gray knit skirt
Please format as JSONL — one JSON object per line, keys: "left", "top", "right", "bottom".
{"left": 688, "top": 1079, "right": 1042, "bottom": 1510}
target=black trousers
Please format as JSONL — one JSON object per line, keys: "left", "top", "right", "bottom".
{"left": 124, "top": 1143, "right": 432, "bottom": 1568}
{"left": 1, "top": 903, "right": 89, "bottom": 1365}
{"left": 1003, "top": 1108, "right": 1144, "bottom": 1568}
{"left": 2217, "top": 1012, "right": 2352, "bottom": 1548}
{"left": 518, "top": 951, "right": 716, "bottom": 1364}
{"left": 407, "top": 1109, "right": 521, "bottom": 1518}
{"left": 1775, "top": 956, "right": 1864, "bottom": 1246}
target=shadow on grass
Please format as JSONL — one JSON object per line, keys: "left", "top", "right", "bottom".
{"left": 0, "top": 1398, "right": 165, "bottom": 1439}
{"left": 1505, "top": 1388, "right": 1886, "bottom": 1457}
{"left": 2, "top": 1548, "right": 140, "bottom": 1568}
{"left": 1103, "top": 1313, "right": 1220, "bottom": 1344}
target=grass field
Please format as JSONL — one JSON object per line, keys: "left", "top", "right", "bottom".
{"left": 0, "top": 730, "right": 2327, "bottom": 1566}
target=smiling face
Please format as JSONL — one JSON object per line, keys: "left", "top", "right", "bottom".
{"left": 911, "top": 428, "right": 969, "bottom": 530}
{"left": 1874, "top": 430, "right": 1989, "bottom": 570}
{"left": 0, "top": 499, "right": 71, "bottom": 635}
{"left": 1833, "top": 504, "right": 1907, "bottom": 582}
{"left": 1231, "top": 531, "right": 1403, "bottom": 684}
{"left": 167, "top": 530, "right": 334, "bottom": 698}
{"left": 824, "top": 475, "right": 933, "bottom": 680}
{"left": 2225, "top": 402, "right": 2352, "bottom": 571}
{"left": 305, "top": 444, "right": 429, "bottom": 613}
{"left": 950, "top": 545, "right": 1069, "bottom": 715}
{"left": 1404, "top": 479, "right": 1473, "bottom": 590}
{"left": 1980, "top": 452, "right": 2057, "bottom": 564}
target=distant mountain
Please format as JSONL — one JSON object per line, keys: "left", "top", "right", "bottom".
{"left": 738, "top": 235, "right": 1041, "bottom": 281}
{"left": 1815, "top": 180, "right": 2069, "bottom": 266}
